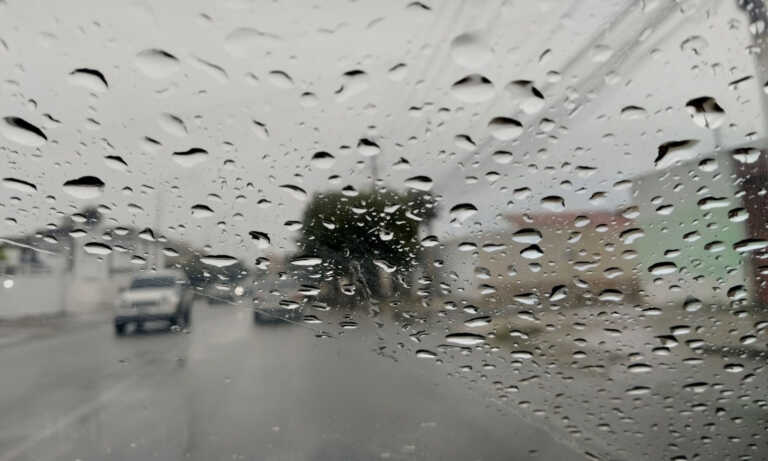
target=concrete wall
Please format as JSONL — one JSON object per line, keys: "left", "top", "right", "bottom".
{"left": 0, "top": 272, "right": 132, "bottom": 320}
{"left": 0, "top": 275, "right": 68, "bottom": 318}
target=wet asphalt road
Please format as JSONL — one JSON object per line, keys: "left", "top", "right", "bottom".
{"left": 0, "top": 301, "right": 585, "bottom": 461}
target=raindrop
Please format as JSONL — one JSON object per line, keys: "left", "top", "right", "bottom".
{"left": 728, "top": 208, "right": 748, "bottom": 223}
{"left": 450, "top": 32, "right": 492, "bottom": 69}
{"left": 683, "top": 297, "right": 703, "bottom": 312}
{"left": 404, "top": 175, "right": 433, "bottom": 191}
{"left": 491, "top": 151, "right": 514, "bottom": 164}
{"left": 731, "top": 147, "right": 761, "bottom": 164}
{"left": 388, "top": 63, "right": 408, "bottom": 81}
{"left": 685, "top": 97, "right": 725, "bottom": 129}
{"left": 733, "top": 239, "right": 768, "bottom": 253}
{"left": 135, "top": 49, "right": 180, "bottom": 78}
{"left": 415, "top": 349, "right": 437, "bottom": 359}
{"left": 648, "top": 262, "right": 677, "bottom": 276}
{"left": 104, "top": 155, "right": 128, "bottom": 171}
{"left": 68, "top": 68, "right": 108, "bottom": 92}
{"left": 680, "top": 35, "right": 708, "bottom": 55}
{"left": 520, "top": 245, "right": 543, "bottom": 259}
{"left": 450, "top": 74, "right": 494, "bottom": 103}
{"left": 249, "top": 231, "right": 271, "bottom": 249}
{"left": 488, "top": 117, "right": 523, "bottom": 141}
{"left": 83, "top": 242, "right": 112, "bottom": 255}
{"left": 191, "top": 204, "right": 214, "bottom": 218}
{"left": 2, "top": 178, "right": 37, "bottom": 193}
{"left": 1, "top": 116, "right": 47, "bottom": 147}
{"left": 310, "top": 151, "right": 335, "bottom": 169}
{"left": 201, "top": 255, "right": 239, "bottom": 267}
{"left": 172, "top": 148, "right": 209, "bottom": 167}
{"left": 654, "top": 140, "right": 699, "bottom": 169}
{"left": 193, "top": 56, "right": 228, "bottom": 82}
{"left": 335, "top": 69, "right": 370, "bottom": 102}
{"left": 63, "top": 176, "right": 105, "bottom": 199}
{"left": 549, "top": 285, "right": 567, "bottom": 301}
{"left": 280, "top": 184, "right": 308, "bottom": 201}
{"left": 505, "top": 80, "right": 545, "bottom": 114}
{"left": 267, "top": 70, "right": 293, "bottom": 88}
{"left": 697, "top": 196, "right": 730, "bottom": 210}
{"left": 464, "top": 316, "right": 491, "bottom": 327}
{"left": 373, "top": 259, "right": 397, "bottom": 273}
{"left": 445, "top": 332, "right": 486, "bottom": 346}
{"left": 449, "top": 203, "right": 477, "bottom": 223}
{"left": 454, "top": 134, "right": 476, "bottom": 150}
{"left": 159, "top": 113, "right": 187, "bottom": 137}
{"left": 138, "top": 228, "right": 155, "bottom": 241}
{"left": 512, "top": 228, "right": 542, "bottom": 244}
{"left": 627, "top": 363, "right": 653, "bottom": 373}
{"left": 540, "top": 195, "right": 565, "bottom": 212}
{"left": 290, "top": 256, "right": 323, "bottom": 266}
{"left": 252, "top": 120, "right": 269, "bottom": 140}
{"left": 724, "top": 363, "right": 744, "bottom": 373}
{"left": 357, "top": 138, "right": 381, "bottom": 157}
{"left": 620, "top": 105, "right": 647, "bottom": 119}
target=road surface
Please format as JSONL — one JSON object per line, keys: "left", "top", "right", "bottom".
{"left": 0, "top": 300, "right": 586, "bottom": 461}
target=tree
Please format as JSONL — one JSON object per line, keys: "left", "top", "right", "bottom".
{"left": 295, "top": 188, "right": 437, "bottom": 302}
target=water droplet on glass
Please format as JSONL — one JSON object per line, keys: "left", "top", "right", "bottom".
{"left": 159, "top": 113, "right": 187, "bottom": 137}
{"left": 540, "top": 195, "right": 565, "bottom": 212}
{"left": 310, "top": 151, "right": 335, "bottom": 169}
{"left": 450, "top": 32, "right": 492, "bottom": 69}
{"left": 290, "top": 256, "right": 322, "bottom": 266}
{"left": 280, "top": 184, "right": 308, "bottom": 201}
{"left": 445, "top": 332, "right": 486, "bottom": 346}
{"left": 83, "top": 242, "right": 112, "bottom": 255}
{"left": 63, "top": 176, "right": 105, "bottom": 199}
{"left": 648, "top": 262, "right": 677, "bottom": 276}
{"left": 404, "top": 175, "right": 433, "bottom": 191}
{"left": 104, "top": 155, "right": 128, "bottom": 171}
{"left": 249, "top": 231, "right": 271, "bottom": 249}
{"left": 450, "top": 74, "right": 494, "bottom": 103}
{"left": 201, "top": 255, "right": 239, "bottom": 267}
{"left": 449, "top": 203, "right": 477, "bottom": 223}
{"left": 267, "top": 70, "right": 293, "bottom": 88}
{"left": 685, "top": 96, "right": 725, "bottom": 129}
{"left": 505, "top": 80, "right": 545, "bottom": 114}
{"left": 733, "top": 238, "right": 768, "bottom": 253}
{"left": 488, "top": 117, "right": 523, "bottom": 141}
{"left": 172, "top": 148, "right": 209, "bottom": 167}
{"left": 654, "top": 140, "right": 699, "bottom": 169}
{"left": 135, "top": 49, "right": 180, "bottom": 78}
{"left": 464, "top": 316, "right": 491, "bottom": 327}
{"left": 335, "top": 70, "right": 370, "bottom": 102}
{"left": 491, "top": 150, "right": 514, "bottom": 164}
{"left": 191, "top": 204, "right": 214, "bottom": 218}
{"left": 415, "top": 349, "right": 437, "bottom": 359}
{"left": 732, "top": 147, "right": 761, "bottom": 164}
{"left": 2, "top": 178, "right": 37, "bottom": 193}
{"left": 620, "top": 105, "right": 647, "bottom": 120}
{"left": 1, "top": 116, "right": 47, "bottom": 147}
{"left": 67, "top": 68, "right": 108, "bottom": 93}
{"left": 357, "top": 138, "right": 381, "bottom": 157}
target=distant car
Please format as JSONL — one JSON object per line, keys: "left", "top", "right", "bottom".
{"left": 252, "top": 275, "right": 305, "bottom": 323}
{"left": 114, "top": 271, "right": 194, "bottom": 335}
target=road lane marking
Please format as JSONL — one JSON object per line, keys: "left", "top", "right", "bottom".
{"left": 0, "top": 375, "right": 138, "bottom": 461}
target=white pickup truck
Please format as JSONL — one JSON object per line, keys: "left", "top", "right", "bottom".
{"left": 113, "top": 270, "right": 194, "bottom": 335}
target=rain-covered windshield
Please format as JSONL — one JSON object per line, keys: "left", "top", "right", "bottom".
{"left": 1, "top": 1, "right": 768, "bottom": 460}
